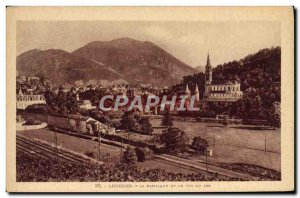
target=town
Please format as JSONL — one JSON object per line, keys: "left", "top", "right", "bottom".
{"left": 16, "top": 51, "right": 281, "bottom": 182}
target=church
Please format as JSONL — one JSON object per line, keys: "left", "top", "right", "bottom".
{"left": 203, "top": 54, "right": 243, "bottom": 102}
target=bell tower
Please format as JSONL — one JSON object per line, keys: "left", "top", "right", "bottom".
{"left": 205, "top": 53, "right": 212, "bottom": 85}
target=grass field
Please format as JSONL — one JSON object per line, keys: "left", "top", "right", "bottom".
{"left": 150, "top": 119, "right": 281, "bottom": 171}
{"left": 18, "top": 118, "right": 281, "bottom": 172}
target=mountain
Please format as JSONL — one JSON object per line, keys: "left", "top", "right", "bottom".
{"left": 72, "top": 38, "right": 197, "bottom": 86}
{"left": 17, "top": 38, "right": 197, "bottom": 87}
{"left": 17, "top": 49, "right": 127, "bottom": 86}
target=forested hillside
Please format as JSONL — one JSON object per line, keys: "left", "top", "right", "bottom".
{"left": 174, "top": 47, "right": 281, "bottom": 122}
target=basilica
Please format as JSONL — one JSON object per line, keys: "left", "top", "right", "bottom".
{"left": 203, "top": 54, "right": 243, "bottom": 102}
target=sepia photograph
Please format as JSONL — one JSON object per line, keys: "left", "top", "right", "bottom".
{"left": 6, "top": 6, "right": 294, "bottom": 192}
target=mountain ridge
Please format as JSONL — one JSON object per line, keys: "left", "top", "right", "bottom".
{"left": 17, "top": 38, "right": 198, "bottom": 86}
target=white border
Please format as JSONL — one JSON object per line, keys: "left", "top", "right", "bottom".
{"left": 1, "top": 1, "right": 298, "bottom": 197}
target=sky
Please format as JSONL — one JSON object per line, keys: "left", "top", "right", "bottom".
{"left": 17, "top": 21, "right": 280, "bottom": 67}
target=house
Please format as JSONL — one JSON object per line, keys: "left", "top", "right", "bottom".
{"left": 47, "top": 114, "right": 115, "bottom": 135}
{"left": 16, "top": 89, "right": 46, "bottom": 110}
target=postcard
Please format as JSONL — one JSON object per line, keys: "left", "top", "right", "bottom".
{"left": 6, "top": 6, "right": 294, "bottom": 192}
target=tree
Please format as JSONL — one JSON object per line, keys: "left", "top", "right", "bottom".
{"left": 120, "top": 111, "right": 136, "bottom": 131}
{"left": 66, "top": 88, "right": 79, "bottom": 114}
{"left": 122, "top": 146, "right": 138, "bottom": 165}
{"left": 268, "top": 103, "right": 281, "bottom": 129}
{"left": 160, "top": 127, "right": 189, "bottom": 154}
{"left": 135, "top": 147, "right": 153, "bottom": 162}
{"left": 44, "top": 89, "right": 58, "bottom": 113}
{"left": 270, "top": 114, "right": 280, "bottom": 129}
{"left": 56, "top": 87, "right": 67, "bottom": 115}
{"left": 191, "top": 136, "right": 209, "bottom": 155}
{"left": 80, "top": 89, "right": 103, "bottom": 106}
{"left": 220, "top": 116, "right": 228, "bottom": 127}
{"left": 148, "top": 134, "right": 162, "bottom": 144}
{"left": 138, "top": 117, "right": 153, "bottom": 135}
{"left": 160, "top": 110, "right": 174, "bottom": 128}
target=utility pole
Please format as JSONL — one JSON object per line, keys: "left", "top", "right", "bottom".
{"left": 98, "top": 127, "right": 109, "bottom": 162}
{"left": 204, "top": 122, "right": 207, "bottom": 138}
{"left": 120, "top": 139, "right": 123, "bottom": 163}
{"left": 54, "top": 130, "right": 58, "bottom": 161}
{"left": 265, "top": 137, "right": 267, "bottom": 154}
{"left": 205, "top": 148, "right": 208, "bottom": 172}
{"left": 204, "top": 121, "right": 208, "bottom": 172}
{"left": 98, "top": 131, "right": 101, "bottom": 161}
{"left": 128, "top": 132, "right": 131, "bottom": 146}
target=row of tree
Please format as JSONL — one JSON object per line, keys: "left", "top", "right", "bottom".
{"left": 44, "top": 87, "right": 79, "bottom": 115}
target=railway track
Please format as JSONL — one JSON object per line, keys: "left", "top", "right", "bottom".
{"left": 157, "top": 154, "right": 262, "bottom": 180}
{"left": 16, "top": 131, "right": 274, "bottom": 180}
{"left": 16, "top": 135, "right": 92, "bottom": 165}
{"left": 151, "top": 157, "right": 215, "bottom": 175}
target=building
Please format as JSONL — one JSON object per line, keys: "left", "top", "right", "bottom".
{"left": 204, "top": 54, "right": 243, "bottom": 102}
{"left": 79, "top": 100, "right": 96, "bottom": 110}
{"left": 47, "top": 114, "right": 115, "bottom": 135}
{"left": 127, "top": 88, "right": 138, "bottom": 99}
{"left": 183, "top": 83, "right": 200, "bottom": 108}
{"left": 16, "top": 89, "right": 46, "bottom": 110}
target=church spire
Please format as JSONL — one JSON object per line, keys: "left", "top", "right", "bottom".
{"left": 205, "top": 53, "right": 212, "bottom": 85}
{"left": 195, "top": 84, "right": 199, "bottom": 93}
{"left": 195, "top": 84, "right": 200, "bottom": 102}
{"left": 185, "top": 83, "right": 191, "bottom": 94}
{"left": 206, "top": 53, "right": 211, "bottom": 69}
{"left": 18, "top": 88, "right": 23, "bottom": 96}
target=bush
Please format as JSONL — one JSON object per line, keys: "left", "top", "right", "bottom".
{"left": 85, "top": 151, "right": 95, "bottom": 159}
{"left": 138, "top": 117, "right": 153, "bottom": 135}
{"left": 160, "top": 110, "right": 174, "bottom": 127}
{"left": 25, "top": 120, "right": 42, "bottom": 125}
{"left": 160, "top": 127, "right": 189, "bottom": 154}
{"left": 148, "top": 134, "right": 162, "bottom": 144}
{"left": 122, "top": 146, "right": 138, "bottom": 165}
{"left": 135, "top": 147, "right": 154, "bottom": 162}
{"left": 191, "top": 136, "right": 209, "bottom": 155}
{"left": 16, "top": 151, "right": 257, "bottom": 182}
{"left": 120, "top": 112, "right": 136, "bottom": 130}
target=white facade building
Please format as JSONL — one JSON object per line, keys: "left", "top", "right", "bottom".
{"left": 204, "top": 54, "right": 243, "bottom": 102}
{"left": 16, "top": 89, "right": 46, "bottom": 110}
